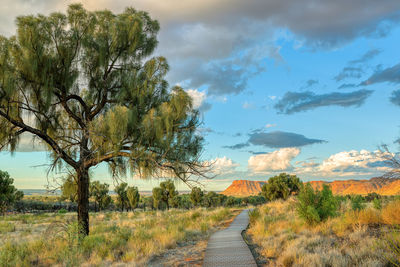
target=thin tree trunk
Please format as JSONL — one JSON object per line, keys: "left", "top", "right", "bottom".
{"left": 77, "top": 168, "right": 90, "bottom": 236}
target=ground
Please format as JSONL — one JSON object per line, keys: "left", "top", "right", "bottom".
{"left": 0, "top": 207, "right": 242, "bottom": 266}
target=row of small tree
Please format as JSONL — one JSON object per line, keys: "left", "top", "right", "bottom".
{"left": 60, "top": 177, "right": 266, "bottom": 211}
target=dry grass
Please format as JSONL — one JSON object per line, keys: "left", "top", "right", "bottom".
{"left": 0, "top": 207, "right": 241, "bottom": 266}
{"left": 247, "top": 198, "right": 400, "bottom": 267}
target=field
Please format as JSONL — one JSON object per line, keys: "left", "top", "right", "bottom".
{"left": 246, "top": 197, "right": 400, "bottom": 266}
{"left": 0, "top": 207, "right": 241, "bottom": 266}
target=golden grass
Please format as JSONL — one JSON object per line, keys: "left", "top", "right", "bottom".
{"left": 0, "top": 207, "right": 240, "bottom": 266}
{"left": 247, "top": 198, "right": 399, "bottom": 266}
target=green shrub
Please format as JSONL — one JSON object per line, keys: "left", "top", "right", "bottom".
{"left": 58, "top": 208, "right": 67, "bottom": 214}
{"left": 351, "top": 195, "right": 365, "bottom": 211}
{"left": 373, "top": 198, "right": 382, "bottom": 210}
{"left": 248, "top": 208, "right": 261, "bottom": 224}
{"left": 0, "top": 222, "right": 16, "bottom": 233}
{"left": 296, "top": 184, "right": 338, "bottom": 224}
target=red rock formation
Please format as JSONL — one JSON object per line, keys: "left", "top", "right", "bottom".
{"left": 221, "top": 177, "right": 400, "bottom": 197}
{"left": 221, "top": 180, "right": 266, "bottom": 196}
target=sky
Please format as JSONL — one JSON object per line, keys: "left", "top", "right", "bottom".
{"left": 1, "top": 0, "right": 400, "bottom": 191}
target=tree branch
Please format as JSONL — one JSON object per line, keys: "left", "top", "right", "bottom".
{"left": 0, "top": 109, "right": 78, "bottom": 168}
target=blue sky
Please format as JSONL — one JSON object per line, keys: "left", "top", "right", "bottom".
{"left": 1, "top": 0, "right": 400, "bottom": 191}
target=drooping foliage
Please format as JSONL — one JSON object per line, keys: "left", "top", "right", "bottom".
{"left": 127, "top": 186, "right": 140, "bottom": 211}
{"left": 115, "top": 182, "right": 129, "bottom": 211}
{"left": 61, "top": 175, "right": 78, "bottom": 203}
{"left": 0, "top": 170, "right": 24, "bottom": 214}
{"left": 152, "top": 187, "right": 163, "bottom": 210}
{"left": 190, "top": 186, "right": 203, "bottom": 207}
{"left": 0, "top": 4, "right": 208, "bottom": 235}
{"left": 159, "top": 180, "right": 178, "bottom": 210}
{"left": 90, "top": 181, "right": 112, "bottom": 211}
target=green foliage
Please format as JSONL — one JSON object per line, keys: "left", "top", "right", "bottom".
{"left": 373, "top": 198, "right": 382, "bottom": 210}
{"left": 0, "top": 170, "right": 24, "bottom": 214}
{"left": 115, "top": 183, "right": 129, "bottom": 211}
{"left": 61, "top": 175, "right": 78, "bottom": 203}
{"left": 190, "top": 187, "right": 203, "bottom": 207}
{"left": 90, "top": 181, "right": 112, "bottom": 211}
{"left": 152, "top": 187, "right": 163, "bottom": 210}
{"left": 365, "top": 192, "right": 381, "bottom": 202}
{"left": 0, "top": 4, "right": 207, "bottom": 234}
{"left": 262, "top": 173, "right": 302, "bottom": 201}
{"left": 351, "top": 195, "right": 365, "bottom": 211}
{"left": 225, "top": 196, "right": 236, "bottom": 207}
{"left": 248, "top": 209, "right": 261, "bottom": 224}
{"left": 159, "top": 180, "right": 178, "bottom": 210}
{"left": 58, "top": 208, "right": 68, "bottom": 214}
{"left": 203, "top": 191, "right": 226, "bottom": 207}
{"left": 296, "top": 184, "right": 338, "bottom": 224}
{"left": 247, "top": 195, "right": 267, "bottom": 206}
{"left": 126, "top": 186, "right": 140, "bottom": 211}
{"left": 0, "top": 222, "right": 15, "bottom": 233}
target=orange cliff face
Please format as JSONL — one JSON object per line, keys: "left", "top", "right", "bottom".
{"left": 221, "top": 180, "right": 266, "bottom": 196}
{"left": 221, "top": 177, "right": 400, "bottom": 197}
{"left": 308, "top": 177, "right": 400, "bottom": 195}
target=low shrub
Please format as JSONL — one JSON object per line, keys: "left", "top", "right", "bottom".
{"left": 351, "top": 195, "right": 365, "bottom": 211}
{"left": 296, "top": 184, "right": 338, "bottom": 224}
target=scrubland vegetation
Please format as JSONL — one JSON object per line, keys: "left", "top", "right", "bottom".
{"left": 247, "top": 186, "right": 400, "bottom": 266}
{"left": 0, "top": 207, "right": 241, "bottom": 266}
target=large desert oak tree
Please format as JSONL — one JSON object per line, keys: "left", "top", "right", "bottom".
{"left": 0, "top": 4, "right": 207, "bottom": 235}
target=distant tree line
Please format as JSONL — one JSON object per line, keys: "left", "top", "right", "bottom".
{"left": 0, "top": 170, "right": 266, "bottom": 214}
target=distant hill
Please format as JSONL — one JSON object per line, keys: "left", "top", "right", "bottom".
{"left": 221, "top": 180, "right": 267, "bottom": 196}
{"left": 221, "top": 177, "right": 400, "bottom": 196}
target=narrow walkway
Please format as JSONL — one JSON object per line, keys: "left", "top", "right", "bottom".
{"left": 203, "top": 209, "right": 257, "bottom": 267}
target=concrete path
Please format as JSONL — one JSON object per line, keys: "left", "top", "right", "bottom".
{"left": 203, "top": 209, "right": 257, "bottom": 267}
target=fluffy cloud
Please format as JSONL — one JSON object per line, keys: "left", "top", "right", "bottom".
{"left": 317, "top": 149, "right": 391, "bottom": 176}
{"left": 212, "top": 156, "right": 240, "bottom": 175}
{"left": 274, "top": 89, "right": 373, "bottom": 114}
{"left": 248, "top": 147, "right": 300, "bottom": 172}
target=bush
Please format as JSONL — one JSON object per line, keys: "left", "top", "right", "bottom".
{"left": 248, "top": 208, "right": 261, "bottom": 224}
{"left": 262, "top": 173, "right": 301, "bottom": 201}
{"left": 58, "top": 208, "right": 67, "bottom": 214}
{"left": 351, "top": 195, "right": 365, "bottom": 211}
{"left": 296, "top": 184, "right": 338, "bottom": 224}
{"left": 373, "top": 198, "right": 382, "bottom": 210}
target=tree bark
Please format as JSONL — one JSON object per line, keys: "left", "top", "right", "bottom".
{"left": 77, "top": 168, "right": 90, "bottom": 236}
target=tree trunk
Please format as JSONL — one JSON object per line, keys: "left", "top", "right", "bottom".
{"left": 77, "top": 168, "right": 90, "bottom": 236}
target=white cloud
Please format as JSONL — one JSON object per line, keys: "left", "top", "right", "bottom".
{"left": 212, "top": 156, "right": 240, "bottom": 175}
{"left": 186, "top": 89, "right": 206, "bottom": 109}
{"left": 248, "top": 147, "right": 300, "bottom": 172}
{"left": 317, "top": 149, "right": 391, "bottom": 176}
